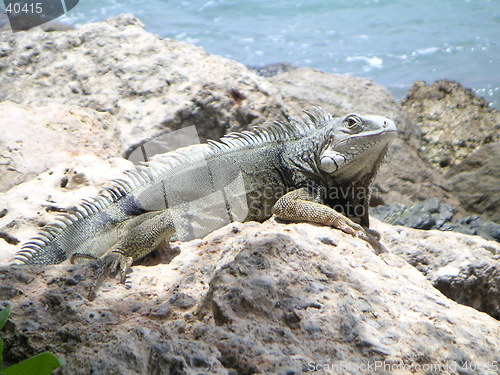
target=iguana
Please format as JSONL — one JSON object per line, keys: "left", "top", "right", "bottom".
{"left": 16, "top": 108, "right": 397, "bottom": 300}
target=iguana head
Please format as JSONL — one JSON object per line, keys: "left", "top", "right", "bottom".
{"left": 318, "top": 113, "right": 397, "bottom": 181}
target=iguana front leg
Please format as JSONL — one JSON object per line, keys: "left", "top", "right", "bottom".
{"left": 272, "top": 188, "right": 386, "bottom": 254}
{"left": 72, "top": 210, "right": 177, "bottom": 300}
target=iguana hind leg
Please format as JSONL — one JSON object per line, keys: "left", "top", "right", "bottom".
{"left": 74, "top": 210, "right": 177, "bottom": 300}
{"left": 272, "top": 188, "right": 386, "bottom": 254}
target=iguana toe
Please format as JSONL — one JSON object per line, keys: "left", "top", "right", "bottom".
{"left": 88, "top": 251, "right": 133, "bottom": 301}
{"left": 343, "top": 224, "right": 386, "bottom": 255}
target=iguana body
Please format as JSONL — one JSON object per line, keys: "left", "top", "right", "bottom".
{"left": 17, "top": 108, "right": 396, "bottom": 299}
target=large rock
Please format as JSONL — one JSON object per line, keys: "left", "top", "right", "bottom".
{"left": 0, "top": 15, "right": 285, "bottom": 154}
{"left": 402, "top": 80, "right": 500, "bottom": 169}
{"left": 1, "top": 220, "right": 499, "bottom": 374}
{"left": 372, "top": 219, "right": 500, "bottom": 319}
{"left": 444, "top": 141, "right": 500, "bottom": 223}
{"left": 0, "top": 101, "right": 121, "bottom": 192}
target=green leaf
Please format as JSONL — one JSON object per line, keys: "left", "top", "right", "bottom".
{"left": 0, "top": 335, "right": 3, "bottom": 369}
{"left": 0, "top": 305, "right": 11, "bottom": 330}
{"left": 0, "top": 304, "right": 11, "bottom": 370}
{"left": 2, "top": 352, "right": 63, "bottom": 375}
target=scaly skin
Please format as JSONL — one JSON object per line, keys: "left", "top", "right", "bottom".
{"left": 17, "top": 108, "right": 397, "bottom": 299}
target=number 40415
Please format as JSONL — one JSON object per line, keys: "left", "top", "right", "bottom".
{"left": 5, "top": 2, "right": 43, "bottom": 14}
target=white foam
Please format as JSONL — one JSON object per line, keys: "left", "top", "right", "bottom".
{"left": 415, "top": 47, "right": 439, "bottom": 55}
{"left": 345, "top": 56, "right": 383, "bottom": 71}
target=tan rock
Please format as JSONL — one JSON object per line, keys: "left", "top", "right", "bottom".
{"left": 0, "top": 101, "right": 121, "bottom": 192}
{"left": 0, "top": 219, "right": 498, "bottom": 374}
{"left": 402, "top": 80, "right": 500, "bottom": 169}
{"left": 0, "top": 15, "right": 284, "bottom": 154}
{"left": 443, "top": 141, "right": 500, "bottom": 223}
{"left": 373, "top": 218, "right": 500, "bottom": 320}
{"left": 0, "top": 155, "right": 132, "bottom": 264}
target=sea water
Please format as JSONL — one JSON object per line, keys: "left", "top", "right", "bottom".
{"left": 13, "top": 0, "right": 500, "bottom": 107}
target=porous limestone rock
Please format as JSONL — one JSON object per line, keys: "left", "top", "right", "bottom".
{"left": 444, "top": 141, "right": 500, "bottom": 223}
{"left": 0, "top": 101, "right": 121, "bottom": 192}
{"left": 372, "top": 219, "right": 500, "bottom": 320}
{"left": 0, "top": 155, "right": 133, "bottom": 263}
{"left": 0, "top": 220, "right": 498, "bottom": 374}
{"left": 0, "top": 14, "right": 285, "bottom": 154}
{"left": 402, "top": 79, "right": 500, "bottom": 170}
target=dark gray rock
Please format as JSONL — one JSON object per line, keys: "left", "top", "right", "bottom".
{"left": 371, "top": 198, "right": 499, "bottom": 242}
{"left": 371, "top": 198, "right": 455, "bottom": 230}
{"left": 444, "top": 216, "right": 500, "bottom": 242}
{"left": 368, "top": 204, "right": 406, "bottom": 222}
{"left": 390, "top": 198, "right": 454, "bottom": 230}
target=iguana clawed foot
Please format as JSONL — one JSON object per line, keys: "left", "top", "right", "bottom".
{"left": 72, "top": 251, "right": 132, "bottom": 301}
{"left": 272, "top": 188, "right": 388, "bottom": 255}
{"left": 337, "top": 221, "right": 386, "bottom": 254}
{"left": 88, "top": 252, "right": 133, "bottom": 301}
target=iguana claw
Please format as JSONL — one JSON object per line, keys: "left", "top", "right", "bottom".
{"left": 88, "top": 251, "right": 133, "bottom": 301}
{"left": 340, "top": 222, "right": 386, "bottom": 255}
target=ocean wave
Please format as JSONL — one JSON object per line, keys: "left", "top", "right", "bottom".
{"left": 345, "top": 56, "right": 383, "bottom": 72}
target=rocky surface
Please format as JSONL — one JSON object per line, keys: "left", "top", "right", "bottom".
{"left": 0, "top": 155, "right": 133, "bottom": 264}
{"left": 1, "top": 15, "right": 500, "bottom": 374}
{"left": 371, "top": 198, "right": 500, "bottom": 242}
{"left": 1, "top": 219, "right": 499, "bottom": 375}
{"left": 372, "top": 200, "right": 500, "bottom": 317}
{"left": 0, "top": 101, "right": 121, "bottom": 192}
{"left": 444, "top": 141, "right": 500, "bottom": 223}
{"left": 402, "top": 80, "right": 500, "bottom": 170}
{"left": 373, "top": 219, "right": 500, "bottom": 321}
{"left": 400, "top": 80, "right": 500, "bottom": 222}
{"left": 0, "top": 15, "right": 285, "bottom": 155}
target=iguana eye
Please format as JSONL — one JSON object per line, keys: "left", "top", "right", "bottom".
{"left": 346, "top": 116, "right": 359, "bottom": 128}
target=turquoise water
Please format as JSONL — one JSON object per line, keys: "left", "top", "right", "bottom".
{"left": 20, "top": 0, "right": 500, "bottom": 106}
